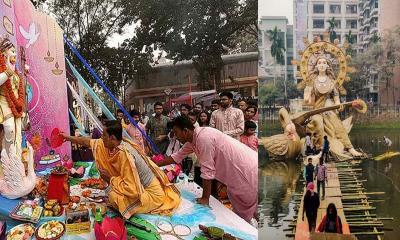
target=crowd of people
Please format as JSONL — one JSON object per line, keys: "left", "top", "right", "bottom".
{"left": 66, "top": 91, "right": 259, "bottom": 224}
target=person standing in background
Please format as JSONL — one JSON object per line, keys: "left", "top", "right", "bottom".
{"left": 125, "top": 109, "right": 146, "bottom": 152}
{"left": 210, "top": 91, "right": 244, "bottom": 140}
{"left": 146, "top": 102, "right": 170, "bottom": 154}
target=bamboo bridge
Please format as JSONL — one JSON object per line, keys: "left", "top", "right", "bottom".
{"left": 285, "top": 151, "right": 392, "bottom": 240}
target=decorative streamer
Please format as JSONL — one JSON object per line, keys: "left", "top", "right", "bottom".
{"left": 64, "top": 37, "right": 160, "bottom": 154}
{"left": 69, "top": 109, "right": 88, "bottom": 136}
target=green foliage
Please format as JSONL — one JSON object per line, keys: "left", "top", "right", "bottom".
{"left": 346, "top": 26, "right": 400, "bottom": 105}
{"left": 267, "top": 27, "right": 286, "bottom": 65}
{"left": 47, "top": 0, "right": 151, "bottom": 104}
{"left": 345, "top": 30, "right": 355, "bottom": 56}
{"left": 259, "top": 83, "right": 280, "bottom": 107}
{"left": 327, "top": 17, "right": 337, "bottom": 42}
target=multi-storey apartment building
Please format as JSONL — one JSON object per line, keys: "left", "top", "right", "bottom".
{"left": 358, "top": 0, "right": 400, "bottom": 105}
{"left": 294, "top": 0, "right": 359, "bottom": 59}
{"left": 258, "top": 16, "right": 295, "bottom": 85}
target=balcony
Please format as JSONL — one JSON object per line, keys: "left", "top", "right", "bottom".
{"left": 371, "top": 23, "right": 378, "bottom": 33}
{"left": 371, "top": 7, "right": 378, "bottom": 16}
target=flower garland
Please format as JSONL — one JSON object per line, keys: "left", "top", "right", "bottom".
{"left": 0, "top": 53, "right": 25, "bottom": 118}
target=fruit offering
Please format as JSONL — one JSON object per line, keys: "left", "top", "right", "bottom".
{"left": 43, "top": 200, "right": 62, "bottom": 217}
{"left": 51, "top": 165, "right": 68, "bottom": 175}
{"left": 6, "top": 223, "right": 35, "bottom": 240}
{"left": 10, "top": 201, "right": 43, "bottom": 224}
{"left": 80, "top": 178, "right": 107, "bottom": 189}
{"left": 35, "top": 221, "right": 65, "bottom": 240}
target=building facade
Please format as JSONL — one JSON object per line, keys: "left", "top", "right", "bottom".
{"left": 258, "top": 16, "right": 295, "bottom": 85}
{"left": 294, "top": 0, "right": 359, "bottom": 58}
{"left": 358, "top": 0, "right": 400, "bottom": 106}
{"left": 125, "top": 52, "right": 258, "bottom": 113}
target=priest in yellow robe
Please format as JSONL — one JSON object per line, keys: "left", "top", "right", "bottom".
{"left": 61, "top": 120, "right": 180, "bottom": 219}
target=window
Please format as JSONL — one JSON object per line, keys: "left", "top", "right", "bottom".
{"left": 287, "top": 57, "right": 293, "bottom": 66}
{"left": 330, "top": 5, "right": 341, "bottom": 14}
{"left": 287, "top": 37, "right": 293, "bottom": 48}
{"left": 352, "top": 35, "right": 357, "bottom": 44}
{"left": 313, "top": 34, "right": 324, "bottom": 40}
{"left": 346, "top": 4, "right": 357, "bottom": 14}
{"left": 334, "top": 20, "right": 341, "bottom": 29}
{"left": 313, "top": 4, "right": 324, "bottom": 14}
{"left": 313, "top": 19, "right": 324, "bottom": 29}
{"left": 346, "top": 20, "right": 357, "bottom": 29}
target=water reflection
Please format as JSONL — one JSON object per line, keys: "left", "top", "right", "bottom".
{"left": 258, "top": 160, "right": 301, "bottom": 239}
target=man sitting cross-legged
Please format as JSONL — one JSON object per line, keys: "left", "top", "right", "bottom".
{"left": 60, "top": 120, "right": 181, "bottom": 219}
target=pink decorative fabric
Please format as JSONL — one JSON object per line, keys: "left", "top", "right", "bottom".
{"left": 209, "top": 106, "right": 244, "bottom": 140}
{"left": 240, "top": 134, "right": 258, "bottom": 152}
{"left": 171, "top": 127, "right": 257, "bottom": 222}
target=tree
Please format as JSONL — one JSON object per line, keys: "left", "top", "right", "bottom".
{"left": 346, "top": 26, "right": 400, "bottom": 107}
{"left": 121, "top": 0, "right": 257, "bottom": 91}
{"left": 259, "top": 83, "right": 281, "bottom": 107}
{"left": 46, "top": 0, "right": 152, "bottom": 107}
{"left": 345, "top": 30, "right": 355, "bottom": 56}
{"left": 370, "top": 32, "right": 381, "bottom": 44}
{"left": 327, "top": 17, "right": 337, "bottom": 42}
{"left": 267, "top": 27, "right": 286, "bottom": 65}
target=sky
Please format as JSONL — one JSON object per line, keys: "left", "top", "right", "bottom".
{"left": 258, "top": 0, "right": 294, "bottom": 24}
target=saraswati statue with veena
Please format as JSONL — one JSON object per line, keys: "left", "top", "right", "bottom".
{"left": 261, "top": 35, "right": 368, "bottom": 161}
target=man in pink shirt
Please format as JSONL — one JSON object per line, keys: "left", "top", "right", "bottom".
{"left": 125, "top": 109, "right": 146, "bottom": 152}
{"left": 157, "top": 116, "right": 257, "bottom": 223}
{"left": 210, "top": 91, "right": 244, "bottom": 140}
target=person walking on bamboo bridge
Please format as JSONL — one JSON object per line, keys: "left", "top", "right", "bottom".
{"left": 302, "top": 182, "right": 320, "bottom": 232}
{"left": 304, "top": 158, "right": 315, "bottom": 186}
{"left": 321, "top": 136, "right": 330, "bottom": 161}
{"left": 315, "top": 157, "right": 328, "bottom": 200}
{"left": 317, "top": 203, "right": 343, "bottom": 234}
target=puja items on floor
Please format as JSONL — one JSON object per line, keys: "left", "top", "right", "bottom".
{"left": 69, "top": 166, "right": 85, "bottom": 178}
{"left": 80, "top": 178, "right": 107, "bottom": 190}
{"left": 151, "top": 154, "right": 181, "bottom": 182}
{"left": 6, "top": 223, "right": 35, "bottom": 240}
{"left": 39, "top": 154, "right": 61, "bottom": 165}
{"left": 125, "top": 217, "right": 160, "bottom": 240}
{"left": 94, "top": 216, "right": 127, "bottom": 240}
{"left": 35, "top": 220, "right": 65, "bottom": 240}
{"left": 65, "top": 203, "right": 91, "bottom": 235}
{"left": 196, "top": 225, "right": 239, "bottom": 240}
{"left": 0, "top": 221, "right": 6, "bottom": 240}
{"left": 43, "top": 200, "right": 62, "bottom": 217}
{"left": 47, "top": 166, "right": 70, "bottom": 205}
{"left": 89, "top": 203, "right": 107, "bottom": 223}
{"left": 30, "top": 176, "right": 48, "bottom": 199}
{"left": 9, "top": 199, "right": 43, "bottom": 224}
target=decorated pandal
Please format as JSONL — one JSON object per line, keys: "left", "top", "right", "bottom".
{"left": 261, "top": 34, "right": 369, "bottom": 162}
{"left": 0, "top": 2, "right": 257, "bottom": 240}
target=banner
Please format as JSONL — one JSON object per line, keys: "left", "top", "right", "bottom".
{"left": 0, "top": 0, "right": 71, "bottom": 167}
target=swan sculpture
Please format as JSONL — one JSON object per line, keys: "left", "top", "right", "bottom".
{"left": 0, "top": 144, "right": 36, "bottom": 199}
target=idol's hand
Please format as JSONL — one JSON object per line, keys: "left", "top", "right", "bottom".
{"left": 338, "top": 104, "right": 344, "bottom": 112}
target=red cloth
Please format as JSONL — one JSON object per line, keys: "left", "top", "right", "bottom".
{"left": 47, "top": 173, "right": 69, "bottom": 204}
